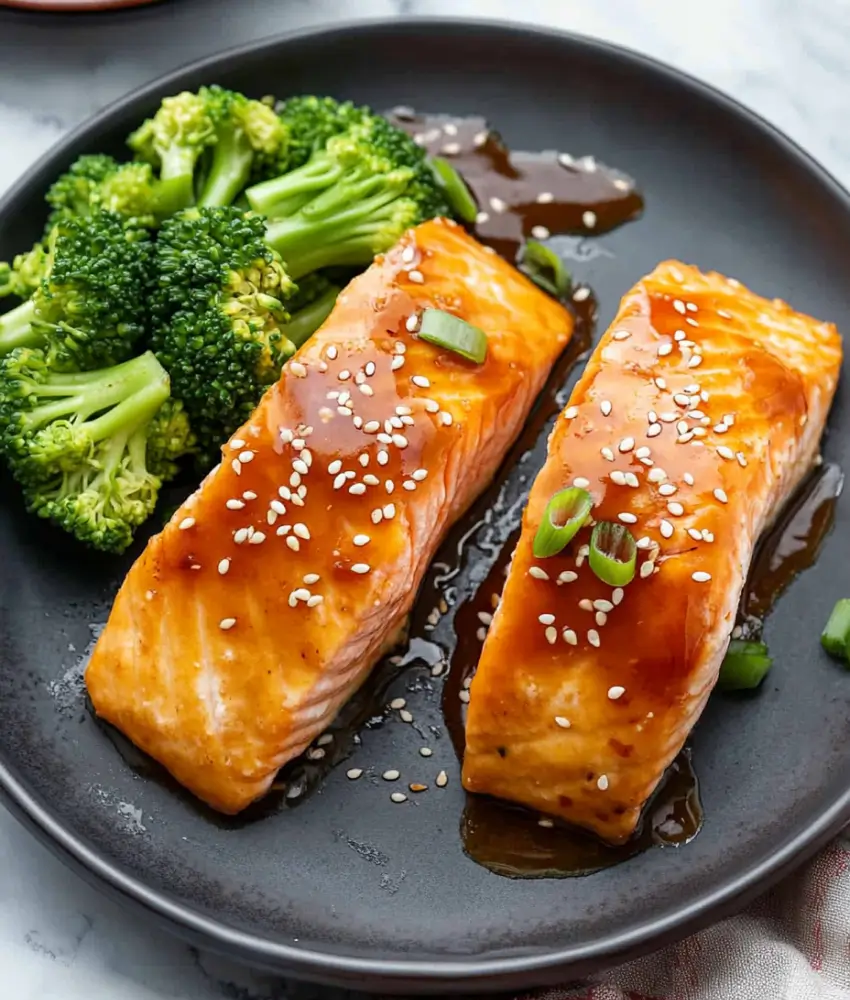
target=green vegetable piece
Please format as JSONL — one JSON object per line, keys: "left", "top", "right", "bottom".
{"left": 589, "top": 521, "right": 637, "bottom": 586}
{"left": 533, "top": 487, "right": 593, "bottom": 558}
{"left": 717, "top": 639, "right": 774, "bottom": 691}
{"left": 518, "top": 239, "right": 571, "bottom": 299}
{"left": 429, "top": 156, "right": 477, "bottom": 223}
{"left": 418, "top": 308, "right": 488, "bottom": 364}
{"left": 821, "top": 599, "right": 850, "bottom": 661}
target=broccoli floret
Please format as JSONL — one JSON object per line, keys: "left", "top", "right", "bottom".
{"left": 0, "top": 211, "right": 152, "bottom": 370}
{"left": 45, "top": 154, "right": 161, "bottom": 232}
{"left": 151, "top": 206, "right": 296, "bottom": 465}
{"left": 0, "top": 349, "right": 182, "bottom": 553}
{"left": 0, "top": 242, "right": 50, "bottom": 300}
{"left": 45, "top": 154, "right": 118, "bottom": 229}
{"left": 271, "top": 95, "right": 369, "bottom": 175}
{"left": 129, "top": 87, "right": 288, "bottom": 214}
{"left": 246, "top": 115, "right": 451, "bottom": 278}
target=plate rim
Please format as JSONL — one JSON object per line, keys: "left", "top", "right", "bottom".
{"left": 1, "top": 15, "right": 850, "bottom": 992}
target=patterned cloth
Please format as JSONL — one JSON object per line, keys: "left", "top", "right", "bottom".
{"left": 522, "top": 834, "right": 850, "bottom": 1000}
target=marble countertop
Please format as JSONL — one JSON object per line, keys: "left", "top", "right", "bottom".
{"left": 0, "top": 1, "right": 848, "bottom": 997}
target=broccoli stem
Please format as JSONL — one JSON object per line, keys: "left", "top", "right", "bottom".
{"left": 197, "top": 124, "right": 254, "bottom": 209}
{"left": 282, "top": 285, "right": 340, "bottom": 349}
{"left": 0, "top": 298, "right": 42, "bottom": 355}
{"left": 157, "top": 146, "right": 199, "bottom": 214}
{"left": 245, "top": 153, "right": 346, "bottom": 218}
{"left": 22, "top": 352, "right": 169, "bottom": 435}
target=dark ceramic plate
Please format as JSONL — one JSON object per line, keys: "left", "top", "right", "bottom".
{"left": 1, "top": 17, "right": 850, "bottom": 996}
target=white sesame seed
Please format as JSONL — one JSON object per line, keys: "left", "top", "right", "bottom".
{"left": 489, "top": 196, "right": 507, "bottom": 213}
{"left": 392, "top": 434, "right": 408, "bottom": 449}
{"left": 178, "top": 516, "right": 195, "bottom": 531}
{"left": 289, "top": 361, "right": 307, "bottom": 378}
{"left": 402, "top": 480, "right": 416, "bottom": 491}
{"left": 579, "top": 599, "right": 594, "bottom": 612}
{"left": 583, "top": 210, "right": 597, "bottom": 228}
{"left": 234, "top": 527, "right": 250, "bottom": 544}
{"left": 565, "top": 405, "right": 579, "bottom": 419}
{"left": 219, "top": 618, "right": 236, "bottom": 630}
{"left": 249, "top": 530, "right": 266, "bottom": 545}
{"left": 555, "top": 715, "right": 571, "bottom": 729}
{"left": 714, "top": 488, "right": 728, "bottom": 504}
{"left": 347, "top": 768, "right": 363, "bottom": 780}
{"left": 290, "top": 471, "right": 302, "bottom": 488}
{"left": 371, "top": 508, "right": 383, "bottom": 525}
{"left": 608, "top": 685, "right": 625, "bottom": 700}
{"left": 660, "top": 519, "right": 674, "bottom": 538}
{"left": 686, "top": 528, "right": 702, "bottom": 541}
{"left": 635, "top": 447, "right": 651, "bottom": 460}
{"left": 611, "top": 471, "right": 627, "bottom": 486}
{"left": 618, "top": 512, "right": 638, "bottom": 524}
{"left": 618, "top": 436, "right": 635, "bottom": 453}
{"left": 573, "top": 286, "right": 591, "bottom": 302}
{"left": 647, "top": 423, "right": 662, "bottom": 438}
{"left": 541, "top": 626, "right": 556, "bottom": 644}
{"left": 390, "top": 697, "right": 406, "bottom": 710}
{"left": 292, "top": 588, "right": 310, "bottom": 602}
{"left": 601, "top": 447, "right": 615, "bottom": 461}
{"left": 558, "top": 570, "right": 578, "bottom": 584}
{"left": 280, "top": 428, "right": 293, "bottom": 444}
{"left": 538, "top": 613, "right": 556, "bottom": 625}
{"left": 408, "top": 269, "right": 424, "bottom": 284}
{"left": 688, "top": 355, "right": 702, "bottom": 368}
{"left": 573, "top": 476, "right": 590, "bottom": 489}
{"left": 401, "top": 243, "right": 417, "bottom": 262}
{"left": 286, "top": 536, "right": 300, "bottom": 552}
{"left": 600, "top": 399, "right": 613, "bottom": 417}
{"left": 537, "top": 191, "right": 555, "bottom": 203}
{"left": 440, "top": 411, "right": 453, "bottom": 426}
{"left": 613, "top": 329, "right": 631, "bottom": 341}
{"left": 348, "top": 483, "right": 366, "bottom": 496}
{"left": 405, "top": 313, "right": 419, "bottom": 332}
{"left": 231, "top": 458, "right": 242, "bottom": 476}
{"left": 529, "top": 566, "right": 549, "bottom": 580}
{"left": 231, "top": 438, "right": 245, "bottom": 449}
{"left": 226, "top": 499, "right": 245, "bottom": 511}
{"left": 376, "top": 450, "right": 389, "bottom": 466}
{"left": 673, "top": 300, "right": 686, "bottom": 315}
{"left": 420, "top": 747, "right": 433, "bottom": 758}
{"left": 383, "top": 504, "right": 396, "bottom": 519}
{"left": 692, "top": 571, "right": 712, "bottom": 583}
{"left": 391, "top": 355, "right": 405, "bottom": 371}
{"left": 292, "top": 523, "right": 309, "bottom": 541}
{"left": 359, "top": 384, "right": 374, "bottom": 397}
{"left": 594, "top": 599, "right": 614, "bottom": 613}
{"left": 531, "top": 224, "right": 550, "bottom": 240}
{"left": 717, "top": 446, "right": 735, "bottom": 460}
{"left": 640, "top": 561, "right": 655, "bottom": 578}
{"left": 659, "top": 483, "right": 677, "bottom": 496}
{"left": 351, "top": 563, "right": 371, "bottom": 575}
{"left": 359, "top": 453, "right": 370, "bottom": 468}
{"left": 703, "top": 530, "right": 715, "bottom": 543}
{"left": 435, "top": 771, "right": 448, "bottom": 788}
{"left": 636, "top": 536, "right": 652, "bottom": 549}
{"left": 658, "top": 343, "right": 673, "bottom": 357}
{"left": 292, "top": 459, "right": 308, "bottom": 476}
{"left": 563, "top": 628, "right": 578, "bottom": 645}
{"left": 352, "top": 534, "right": 370, "bottom": 548}
{"left": 478, "top": 611, "right": 493, "bottom": 625}
{"left": 383, "top": 769, "right": 400, "bottom": 781}
{"left": 597, "top": 775, "right": 609, "bottom": 791}
{"left": 333, "top": 473, "right": 346, "bottom": 491}
{"left": 595, "top": 611, "right": 608, "bottom": 626}
{"left": 588, "top": 629, "right": 601, "bottom": 647}
{"left": 242, "top": 491, "right": 257, "bottom": 501}
{"left": 674, "top": 393, "right": 689, "bottom": 407}
{"left": 667, "top": 501, "right": 685, "bottom": 516}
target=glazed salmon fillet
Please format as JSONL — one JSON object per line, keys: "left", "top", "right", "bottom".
{"left": 463, "top": 261, "right": 842, "bottom": 844}
{"left": 85, "top": 218, "right": 573, "bottom": 814}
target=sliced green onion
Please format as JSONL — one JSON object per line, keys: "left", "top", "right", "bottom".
{"left": 717, "top": 639, "right": 773, "bottom": 691}
{"left": 518, "top": 239, "right": 572, "bottom": 299}
{"left": 588, "top": 522, "right": 636, "bottom": 586}
{"left": 418, "top": 308, "right": 488, "bottom": 364}
{"left": 429, "top": 157, "right": 478, "bottom": 224}
{"left": 533, "top": 487, "right": 593, "bottom": 558}
{"left": 821, "top": 599, "right": 850, "bottom": 661}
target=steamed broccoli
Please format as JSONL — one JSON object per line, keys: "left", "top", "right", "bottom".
{"left": 0, "top": 211, "right": 152, "bottom": 370}
{"left": 128, "top": 86, "right": 287, "bottom": 214}
{"left": 45, "top": 153, "right": 162, "bottom": 231}
{"left": 245, "top": 114, "right": 450, "bottom": 278}
{"left": 151, "top": 206, "right": 297, "bottom": 464}
{"left": 271, "top": 95, "right": 369, "bottom": 175}
{"left": 0, "top": 242, "right": 50, "bottom": 300}
{"left": 0, "top": 348, "right": 190, "bottom": 553}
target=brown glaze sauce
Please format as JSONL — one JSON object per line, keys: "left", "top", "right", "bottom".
{"left": 94, "top": 111, "right": 842, "bottom": 877}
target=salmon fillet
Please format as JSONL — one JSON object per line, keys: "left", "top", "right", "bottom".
{"left": 85, "top": 218, "right": 573, "bottom": 814}
{"left": 462, "top": 260, "right": 842, "bottom": 844}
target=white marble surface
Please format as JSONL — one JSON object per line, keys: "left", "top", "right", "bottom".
{"left": 0, "top": 1, "right": 849, "bottom": 996}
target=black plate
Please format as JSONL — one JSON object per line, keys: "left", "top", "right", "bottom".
{"left": 2, "top": 17, "right": 850, "bottom": 996}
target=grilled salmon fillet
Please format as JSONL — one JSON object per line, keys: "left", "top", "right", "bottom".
{"left": 85, "top": 218, "right": 573, "bottom": 814}
{"left": 462, "top": 260, "right": 842, "bottom": 844}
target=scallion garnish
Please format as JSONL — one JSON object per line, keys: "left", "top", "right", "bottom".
{"left": 429, "top": 157, "right": 478, "bottom": 224}
{"left": 518, "top": 239, "right": 571, "bottom": 299}
{"left": 418, "top": 308, "right": 488, "bottom": 364}
{"left": 533, "top": 487, "right": 593, "bottom": 558}
{"left": 717, "top": 639, "right": 773, "bottom": 691}
{"left": 821, "top": 599, "right": 850, "bottom": 662}
{"left": 588, "top": 521, "right": 636, "bottom": 586}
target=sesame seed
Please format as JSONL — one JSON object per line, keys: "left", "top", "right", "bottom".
{"left": 573, "top": 476, "right": 591, "bottom": 489}
{"left": 667, "top": 501, "right": 684, "bottom": 516}
{"left": 351, "top": 563, "right": 371, "bottom": 575}
{"left": 676, "top": 420, "right": 689, "bottom": 436}
{"left": 635, "top": 447, "right": 651, "bottom": 460}
{"left": 475, "top": 210, "right": 490, "bottom": 224}
{"left": 280, "top": 428, "right": 293, "bottom": 444}
{"left": 555, "top": 716, "right": 571, "bottom": 729}
{"left": 286, "top": 536, "right": 300, "bottom": 552}
{"left": 178, "top": 516, "right": 195, "bottom": 531}
{"left": 618, "top": 512, "right": 638, "bottom": 524}
{"left": 292, "top": 588, "right": 310, "bottom": 602}
{"left": 588, "top": 629, "right": 601, "bottom": 647}
{"left": 226, "top": 499, "right": 245, "bottom": 511}
{"left": 611, "top": 471, "right": 627, "bottom": 486}
{"left": 647, "top": 423, "right": 662, "bottom": 438}
{"left": 408, "top": 270, "right": 424, "bottom": 284}
{"left": 234, "top": 527, "right": 250, "bottom": 544}
{"left": 531, "top": 224, "right": 550, "bottom": 240}
{"left": 529, "top": 566, "right": 549, "bottom": 580}
{"left": 688, "top": 355, "right": 702, "bottom": 368}
{"left": 291, "top": 523, "right": 308, "bottom": 541}
{"left": 659, "top": 483, "right": 677, "bottom": 496}
{"left": 537, "top": 191, "right": 555, "bottom": 203}
{"left": 348, "top": 483, "right": 366, "bottom": 496}
{"left": 563, "top": 628, "right": 578, "bottom": 645}
{"left": 613, "top": 329, "right": 631, "bottom": 341}
{"left": 391, "top": 434, "right": 408, "bottom": 449}
{"left": 737, "top": 452, "right": 748, "bottom": 468}
{"left": 579, "top": 599, "right": 594, "bottom": 612}
{"left": 390, "top": 793, "right": 407, "bottom": 804}
{"left": 640, "top": 561, "right": 654, "bottom": 578}
{"left": 385, "top": 480, "right": 395, "bottom": 494}
{"left": 601, "top": 447, "right": 615, "bottom": 461}
{"left": 347, "top": 768, "right": 363, "bottom": 780}
{"left": 686, "top": 528, "right": 702, "bottom": 541}
{"left": 246, "top": 530, "right": 265, "bottom": 546}
{"left": 289, "top": 361, "right": 307, "bottom": 378}
{"left": 594, "top": 599, "right": 614, "bottom": 613}
{"left": 600, "top": 399, "right": 613, "bottom": 417}
{"left": 538, "top": 817, "right": 554, "bottom": 829}
{"left": 703, "top": 530, "right": 715, "bottom": 543}
{"left": 583, "top": 210, "right": 597, "bottom": 228}
{"left": 242, "top": 490, "right": 257, "bottom": 501}
{"left": 717, "top": 446, "right": 735, "bottom": 461}
{"left": 292, "top": 459, "right": 309, "bottom": 476}
{"left": 558, "top": 571, "right": 577, "bottom": 584}
{"left": 375, "top": 451, "right": 389, "bottom": 467}
{"left": 673, "top": 300, "right": 686, "bottom": 315}
{"left": 538, "top": 613, "right": 556, "bottom": 625}
{"left": 712, "top": 488, "right": 729, "bottom": 505}
{"left": 573, "top": 287, "right": 591, "bottom": 302}
{"left": 383, "top": 504, "right": 396, "bottom": 519}
{"left": 359, "top": 384, "right": 374, "bottom": 397}
{"left": 440, "top": 411, "right": 453, "bottom": 426}
{"left": 637, "top": 536, "right": 652, "bottom": 549}
{"left": 435, "top": 771, "right": 448, "bottom": 788}
{"left": 565, "top": 405, "right": 579, "bottom": 419}
{"left": 674, "top": 393, "right": 690, "bottom": 407}
{"left": 391, "top": 355, "right": 405, "bottom": 371}
{"left": 219, "top": 618, "right": 236, "bottom": 630}
{"left": 401, "top": 708, "right": 414, "bottom": 721}
{"left": 383, "top": 769, "right": 400, "bottom": 781}
{"left": 595, "top": 611, "right": 607, "bottom": 626}
{"left": 489, "top": 196, "right": 507, "bottom": 213}
{"left": 658, "top": 343, "right": 673, "bottom": 357}
{"left": 290, "top": 471, "right": 302, "bottom": 488}
{"left": 231, "top": 458, "right": 242, "bottom": 476}
{"left": 332, "top": 473, "right": 346, "bottom": 491}
{"left": 231, "top": 439, "right": 245, "bottom": 449}
{"left": 608, "top": 685, "right": 625, "bottom": 700}
{"left": 659, "top": 519, "right": 674, "bottom": 538}
{"left": 597, "top": 775, "right": 609, "bottom": 791}
{"left": 477, "top": 611, "right": 493, "bottom": 625}
{"left": 545, "top": 626, "right": 557, "bottom": 644}
{"left": 692, "top": 571, "right": 712, "bottom": 583}
{"left": 618, "top": 436, "right": 635, "bottom": 453}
